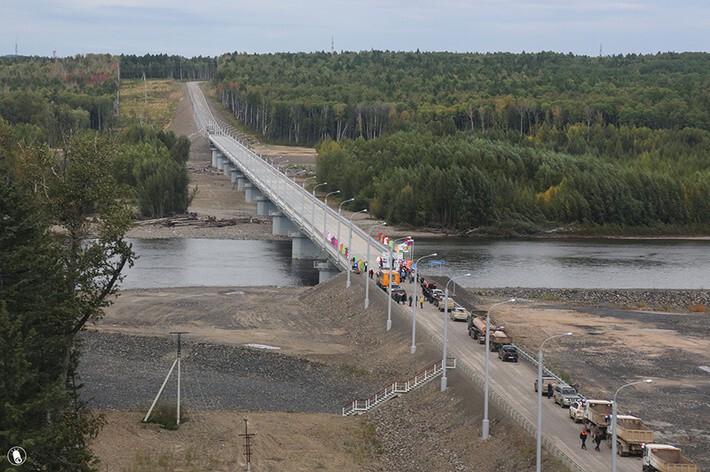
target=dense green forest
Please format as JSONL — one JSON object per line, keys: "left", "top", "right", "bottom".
{"left": 0, "top": 56, "right": 194, "bottom": 469}
{"left": 213, "top": 51, "right": 710, "bottom": 232}
{"left": 119, "top": 54, "right": 217, "bottom": 80}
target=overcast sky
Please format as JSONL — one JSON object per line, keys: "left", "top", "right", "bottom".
{"left": 3, "top": 0, "right": 709, "bottom": 57}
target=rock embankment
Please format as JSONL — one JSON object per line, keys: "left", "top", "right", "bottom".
{"left": 470, "top": 287, "right": 708, "bottom": 312}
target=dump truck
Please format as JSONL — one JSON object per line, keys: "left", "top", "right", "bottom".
{"left": 642, "top": 444, "right": 697, "bottom": 472}
{"left": 612, "top": 415, "right": 654, "bottom": 456}
{"left": 467, "top": 315, "right": 513, "bottom": 349}
{"left": 376, "top": 270, "right": 400, "bottom": 290}
{"left": 437, "top": 297, "right": 455, "bottom": 312}
{"left": 583, "top": 399, "right": 613, "bottom": 439}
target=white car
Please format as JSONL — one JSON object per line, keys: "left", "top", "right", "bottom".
{"left": 569, "top": 400, "right": 585, "bottom": 423}
{"left": 449, "top": 306, "right": 470, "bottom": 321}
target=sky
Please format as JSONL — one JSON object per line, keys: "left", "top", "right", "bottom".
{"left": 2, "top": 0, "right": 709, "bottom": 58}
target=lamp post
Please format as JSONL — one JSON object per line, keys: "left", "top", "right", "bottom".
{"left": 482, "top": 298, "right": 517, "bottom": 439}
{"left": 441, "top": 273, "right": 471, "bottom": 391}
{"left": 386, "top": 236, "right": 410, "bottom": 331}
{"left": 323, "top": 190, "right": 340, "bottom": 247}
{"left": 346, "top": 209, "right": 368, "bottom": 288}
{"left": 365, "top": 222, "right": 386, "bottom": 309}
{"left": 311, "top": 182, "right": 327, "bottom": 227}
{"left": 337, "top": 198, "right": 355, "bottom": 254}
{"left": 536, "top": 332, "right": 573, "bottom": 472}
{"left": 410, "top": 252, "right": 437, "bottom": 354}
{"left": 612, "top": 379, "right": 652, "bottom": 472}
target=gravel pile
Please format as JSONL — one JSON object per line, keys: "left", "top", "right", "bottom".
{"left": 78, "top": 331, "right": 377, "bottom": 413}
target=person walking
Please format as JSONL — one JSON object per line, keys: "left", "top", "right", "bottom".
{"left": 580, "top": 429, "right": 588, "bottom": 449}
{"left": 594, "top": 434, "right": 602, "bottom": 452}
{"left": 408, "top": 295, "right": 413, "bottom": 307}
{"left": 547, "top": 382, "right": 553, "bottom": 399}
{"left": 419, "top": 296, "right": 424, "bottom": 308}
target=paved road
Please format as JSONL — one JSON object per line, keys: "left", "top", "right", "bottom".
{"left": 387, "top": 274, "right": 640, "bottom": 472}
{"left": 188, "top": 82, "right": 639, "bottom": 472}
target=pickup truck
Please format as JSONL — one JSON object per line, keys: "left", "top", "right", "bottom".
{"left": 534, "top": 376, "right": 558, "bottom": 395}
{"left": 438, "top": 297, "right": 455, "bottom": 312}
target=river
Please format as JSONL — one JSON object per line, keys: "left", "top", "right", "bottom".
{"left": 120, "top": 237, "right": 709, "bottom": 290}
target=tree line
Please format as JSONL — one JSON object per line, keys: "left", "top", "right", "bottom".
{"left": 119, "top": 54, "right": 217, "bottom": 80}
{"left": 316, "top": 130, "right": 710, "bottom": 232}
{"left": 212, "top": 51, "right": 710, "bottom": 146}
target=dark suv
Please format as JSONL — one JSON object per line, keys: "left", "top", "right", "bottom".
{"left": 498, "top": 345, "right": 518, "bottom": 362}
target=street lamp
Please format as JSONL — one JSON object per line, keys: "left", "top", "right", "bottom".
{"left": 323, "top": 190, "right": 340, "bottom": 247}
{"left": 311, "top": 182, "right": 328, "bottom": 228}
{"left": 365, "top": 222, "right": 386, "bottom": 309}
{"left": 612, "top": 379, "right": 653, "bottom": 472}
{"left": 410, "top": 252, "right": 437, "bottom": 354}
{"left": 482, "top": 298, "right": 517, "bottom": 439}
{"left": 536, "top": 332, "right": 573, "bottom": 472}
{"left": 337, "top": 198, "right": 355, "bottom": 254}
{"left": 346, "top": 209, "right": 368, "bottom": 288}
{"left": 441, "top": 273, "right": 471, "bottom": 391}
{"left": 386, "top": 236, "right": 410, "bottom": 331}
{"left": 302, "top": 176, "right": 316, "bottom": 189}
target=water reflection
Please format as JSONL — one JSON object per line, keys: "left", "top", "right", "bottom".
{"left": 120, "top": 238, "right": 319, "bottom": 289}
{"left": 413, "top": 238, "right": 709, "bottom": 289}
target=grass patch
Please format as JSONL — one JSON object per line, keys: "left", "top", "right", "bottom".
{"left": 344, "top": 419, "right": 382, "bottom": 463}
{"left": 119, "top": 79, "right": 183, "bottom": 131}
{"left": 688, "top": 303, "right": 706, "bottom": 313}
{"left": 143, "top": 402, "right": 187, "bottom": 430}
{"left": 128, "top": 448, "right": 221, "bottom": 472}
{"left": 540, "top": 294, "right": 561, "bottom": 301}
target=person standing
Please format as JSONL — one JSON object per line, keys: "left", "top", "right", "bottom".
{"left": 419, "top": 296, "right": 424, "bottom": 308}
{"left": 408, "top": 295, "right": 413, "bottom": 307}
{"left": 580, "top": 429, "right": 588, "bottom": 449}
{"left": 547, "top": 382, "right": 553, "bottom": 399}
{"left": 594, "top": 434, "right": 602, "bottom": 452}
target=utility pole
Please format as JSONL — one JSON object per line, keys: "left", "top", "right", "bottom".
{"left": 239, "top": 417, "right": 256, "bottom": 471}
{"left": 143, "top": 331, "right": 189, "bottom": 426}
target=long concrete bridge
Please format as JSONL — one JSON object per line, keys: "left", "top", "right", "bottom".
{"left": 187, "top": 82, "right": 642, "bottom": 472}
{"left": 188, "top": 82, "right": 386, "bottom": 284}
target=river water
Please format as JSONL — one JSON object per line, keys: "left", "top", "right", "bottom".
{"left": 120, "top": 237, "right": 709, "bottom": 290}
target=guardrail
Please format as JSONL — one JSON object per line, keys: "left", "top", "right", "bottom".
{"left": 342, "top": 358, "right": 456, "bottom": 416}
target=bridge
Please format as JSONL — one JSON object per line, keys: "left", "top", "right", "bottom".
{"left": 187, "top": 82, "right": 641, "bottom": 472}
{"left": 188, "top": 82, "right": 385, "bottom": 284}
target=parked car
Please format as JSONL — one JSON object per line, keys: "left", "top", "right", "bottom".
{"left": 534, "top": 375, "right": 558, "bottom": 394}
{"left": 569, "top": 400, "right": 585, "bottom": 422}
{"left": 498, "top": 345, "right": 519, "bottom": 362}
{"left": 553, "top": 384, "right": 581, "bottom": 407}
{"left": 449, "top": 306, "right": 470, "bottom": 321}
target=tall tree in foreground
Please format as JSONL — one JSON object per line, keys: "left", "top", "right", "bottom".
{"left": 0, "top": 129, "right": 135, "bottom": 471}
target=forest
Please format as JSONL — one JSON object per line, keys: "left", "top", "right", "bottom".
{"left": 0, "top": 55, "right": 193, "bottom": 470}
{"left": 213, "top": 51, "right": 710, "bottom": 233}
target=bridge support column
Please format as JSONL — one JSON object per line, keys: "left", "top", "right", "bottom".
{"left": 271, "top": 212, "right": 298, "bottom": 235}
{"left": 315, "top": 260, "right": 340, "bottom": 284}
{"left": 216, "top": 155, "right": 225, "bottom": 171}
{"left": 257, "top": 197, "right": 278, "bottom": 217}
{"left": 236, "top": 175, "right": 248, "bottom": 192}
{"left": 230, "top": 169, "right": 242, "bottom": 184}
{"left": 223, "top": 161, "right": 234, "bottom": 177}
{"left": 210, "top": 144, "right": 218, "bottom": 168}
{"left": 291, "top": 232, "right": 322, "bottom": 259}
{"left": 244, "top": 183, "right": 262, "bottom": 202}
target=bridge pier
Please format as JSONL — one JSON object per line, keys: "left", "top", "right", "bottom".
{"left": 223, "top": 161, "right": 233, "bottom": 177}
{"left": 257, "top": 197, "right": 278, "bottom": 217}
{"left": 244, "top": 183, "right": 262, "bottom": 202}
{"left": 271, "top": 212, "right": 299, "bottom": 236}
{"left": 314, "top": 260, "right": 340, "bottom": 283}
{"left": 291, "top": 232, "right": 322, "bottom": 259}
{"left": 210, "top": 144, "right": 218, "bottom": 167}
{"left": 236, "top": 175, "right": 248, "bottom": 191}
{"left": 230, "top": 169, "right": 241, "bottom": 184}
{"left": 216, "top": 155, "right": 225, "bottom": 171}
